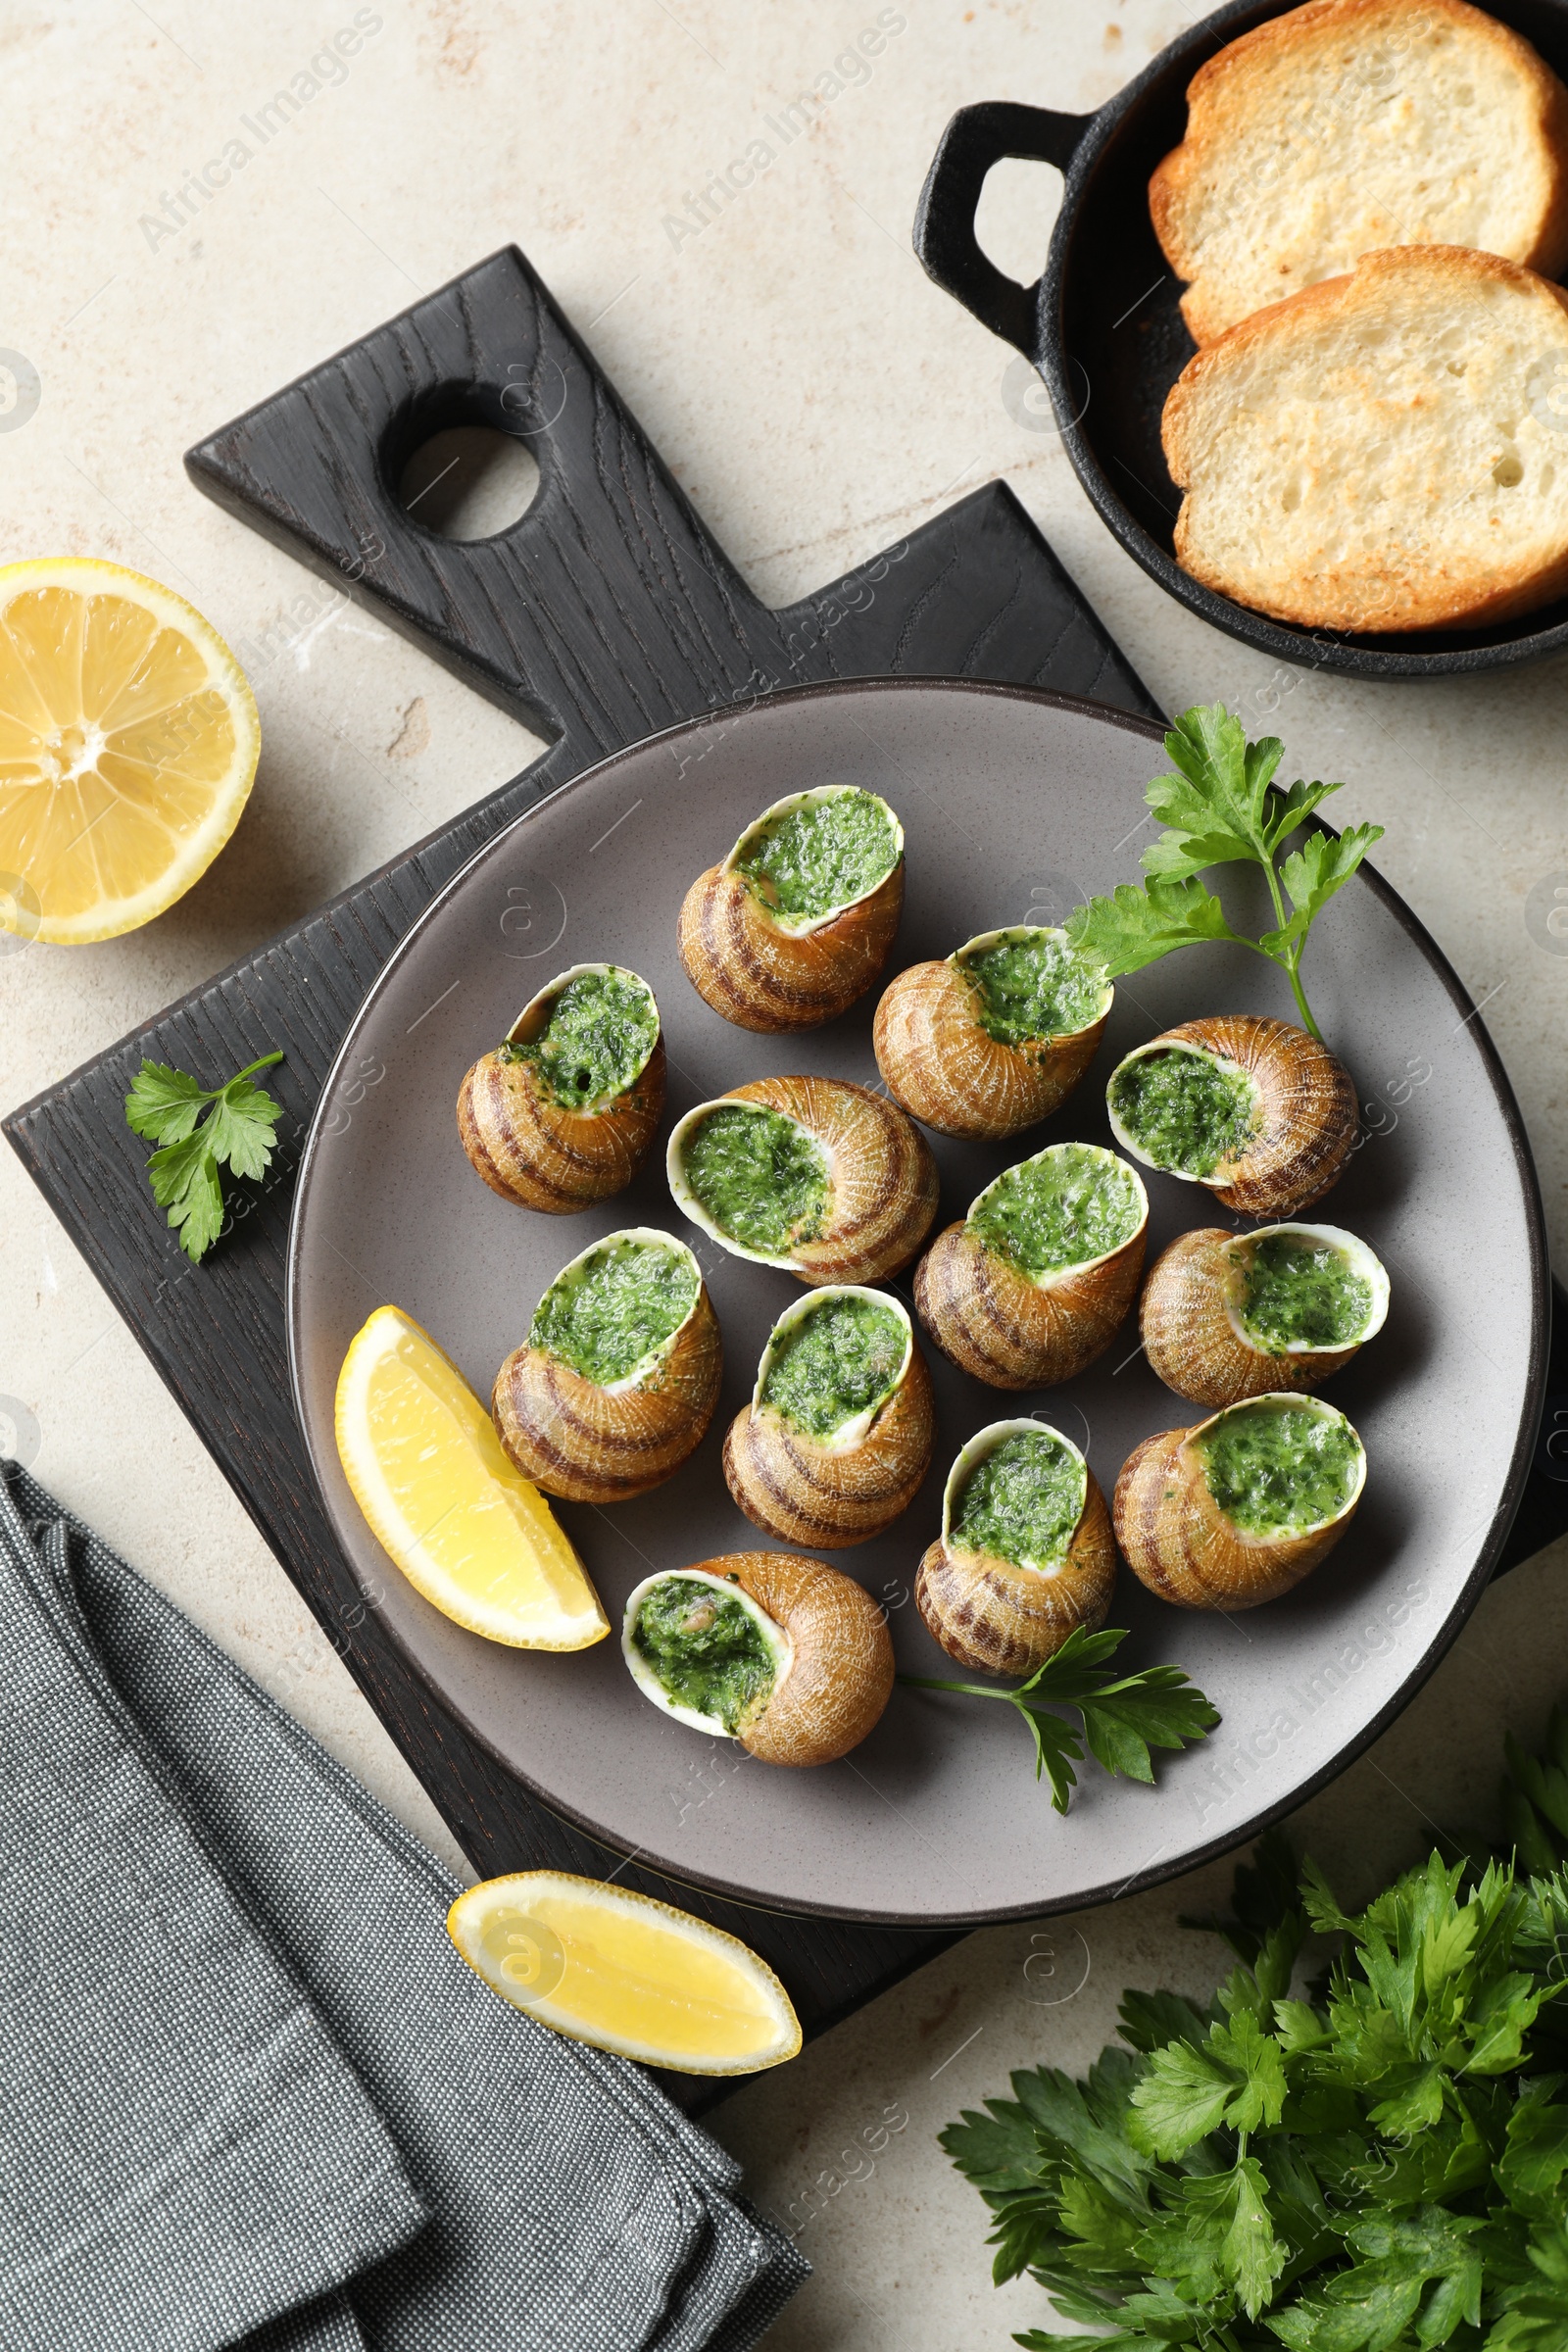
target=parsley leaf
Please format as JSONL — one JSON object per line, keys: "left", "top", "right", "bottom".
{"left": 124, "top": 1051, "right": 284, "bottom": 1262}
{"left": 202, "top": 1075, "right": 283, "bottom": 1181}
{"left": 1262, "top": 825, "right": 1385, "bottom": 960}
{"left": 1499, "top": 2098, "right": 1568, "bottom": 2210}
{"left": 1223, "top": 2153, "right": 1287, "bottom": 2317}
{"left": 1064, "top": 703, "right": 1384, "bottom": 1043}
{"left": 147, "top": 1133, "right": 227, "bottom": 1261}
{"left": 123, "top": 1060, "right": 208, "bottom": 1143}
{"left": 1144, "top": 703, "right": 1288, "bottom": 870}
{"left": 1117, "top": 1989, "right": 1212, "bottom": 2057}
{"left": 899, "top": 1626, "right": 1218, "bottom": 1813}
{"left": 1129, "top": 2009, "right": 1288, "bottom": 2157}
{"left": 1491, "top": 2224, "right": 1568, "bottom": 2350}
{"left": 1067, "top": 875, "right": 1244, "bottom": 975}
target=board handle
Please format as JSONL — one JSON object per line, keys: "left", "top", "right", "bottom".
{"left": 186, "top": 241, "right": 1161, "bottom": 791}
{"left": 186, "top": 247, "right": 771, "bottom": 778}
{"left": 913, "top": 100, "right": 1093, "bottom": 356}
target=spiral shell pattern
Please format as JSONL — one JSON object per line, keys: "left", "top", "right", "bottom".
{"left": 873, "top": 949, "right": 1110, "bottom": 1140}
{"left": 629, "top": 1552, "right": 895, "bottom": 1766}
{"left": 458, "top": 965, "right": 665, "bottom": 1213}
{"left": 492, "top": 1282, "right": 721, "bottom": 1504}
{"left": 459, "top": 1044, "right": 665, "bottom": 1212}
{"left": 670, "top": 1076, "right": 941, "bottom": 1285}
{"left": 915, "top": 1425, "right": 1117, "bottom": 1678}
{"left": 1109, "top": 1014, "right": 1356, "bottom": 1219}
{"left": 677, "top": 791, "right": 904, "bottom": 1033}
{"left": 1112, "top": 1400, "right": 1365, "bottom": 1611}
{"left": 722, "top": 1311, "right": 935, "bottom": 1548}
{"left": 1140, "top": 1223, "right": 1389, "bottom": 1408}
{"left": 914, "top": 1214, "right": 1146, "bottom": 1392}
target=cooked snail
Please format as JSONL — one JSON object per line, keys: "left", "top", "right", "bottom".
{"left": 1105, "top": 1015, "right": 1355, "bottom": 1218}
{"left": 458, "top": 963, "right": 665, "bottom": 1212}
{"left": 873, "top": 924, "right": 1112, "bottom": 1139}
{"left": 492, "top": 1229, "right": 720, "bottom": 1503}
{"left": 622, "top": 1552, "right": 895, "bottom": 1765}
{"left": 1113, "top": 1393, "right": 1365, "bottom": 1610}
{"left": 1142, "top": 1223, "right": 1390, "bottom": 1407}
{"left": 915, "top": 1420, "right": 1117, "bottom": 1677}
{"left": 667, "top": 1076, "right": 940, "bottom": 1285}
{"left": 722, "top": 1287, "right": 934, "bottom": 1547}
{"left": 913, "top": 1142, "right": 1148, "bottom": 1390}
{"left": 677, "top": 785, "right": 904, "bottom": 1032}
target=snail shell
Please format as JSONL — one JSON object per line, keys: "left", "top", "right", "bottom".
{"left": 1106, "top": 1015, "right": 1355, "bottom": 1218}
{"left": 1141, "top": 1222, "right": 1391, "bottom": 1408}
{"left": 722, "top": 1287, "right": 935, "bottom": 1547}
{"left": 677, "top": 786, "right": 905, "bottom": 1032}
{"left": 458, "top": 963, "right": 665, "bottom": 1212}
{"left": 914, "top": 1419, "right": 1117, "bottom": 1677}
{"left": 668, "top": 1076, "right": 941, "bottom": 1285}
{"left": 1113, "top": 1394, "right": 1366, "bottom": 1610}
{"left": 492, "top": 1230, "right": 721, "bottom": 1504}
{"left": 622, "top": 1553, "right": 895, "bottom": 1766}
{"left": 913, "top": 1144, "right": 1149, "bottom": 1390}
{"left": 873, "top": 926, "right": 1112, "bottom": 1140}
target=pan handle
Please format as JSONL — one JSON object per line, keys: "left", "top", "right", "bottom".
{"left": 913, "top": 100, "right": 1093, "bottom": 356}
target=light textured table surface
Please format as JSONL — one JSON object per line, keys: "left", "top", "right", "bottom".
{"left": 5, "top": 4, "right": 1567, "bottom": 2344}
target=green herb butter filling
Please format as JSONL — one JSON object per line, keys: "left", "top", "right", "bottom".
{"left": 968, "top": 1144, "right": 1143, "bottom": 1279}
{"left": 530, "top": 1235, "right": 698, "bottom": 1388}
{"left": 1109, "top": 1046, "right": 1260, "bottom": 1179}
{"left": 502, "top": 968, "right": 659, "bottom": 1110}
{"left": 760, "top": 1292, "right": 906, "bottom": 1440}
{"left": 950, "top": 1430, "right": 1087, "bottom": 1575}
{"left": 1235, "top": 1233, "right": 1375, "bottom": 1353}
{"left": 680, "top": 1104, "right": 829, "bottom": 1257}
{"left": 957, "top": 928, "right": 1108, "bottom": 1048}
{"left": 733, "top": 790, "right": 899, "bottom": 923}
{"left": 1197, "top": 1401, "right": 1362, "bottom": 1538}
{"left": 630, "top": 1575, "right": 778, "bottom": 1732}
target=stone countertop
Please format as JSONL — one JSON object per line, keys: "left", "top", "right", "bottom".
{"left": 3, "top": 4, "right": 1566, "bottom": 2344}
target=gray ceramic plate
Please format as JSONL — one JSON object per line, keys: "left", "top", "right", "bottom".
{"left": 287, "top": 680, "right": 1547, "bottom": 1925}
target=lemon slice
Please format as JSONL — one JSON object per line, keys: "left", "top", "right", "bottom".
{"left": 0, "top": 557, "right": 260, "bottom": 944}
{"left": 335, "top": 1304, "right": 608, "bottom": 1650}
{"left": 448, "top": 1871, "right": 803, "bottom": 2074}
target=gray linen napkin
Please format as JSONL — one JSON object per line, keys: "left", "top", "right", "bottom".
{"left": 0, "top": 1464, "right": 807, "bottom": 2352}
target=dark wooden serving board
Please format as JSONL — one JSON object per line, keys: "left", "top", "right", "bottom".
{"left": 7, "top": 246, "right": 1563, "bottom": 2113}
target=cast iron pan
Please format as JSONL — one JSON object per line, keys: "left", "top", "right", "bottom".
{"left": 914, "top": 0, "right": 1568, "bottom": 680}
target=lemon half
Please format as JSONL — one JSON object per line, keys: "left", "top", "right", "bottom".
{"left": 334, "top": 1304, "right": 608, "bottom": 1650}
{"left": 448, "top": 1871, "right": 803, "bottom": 2074}
{"left": 0, "top": 557, "right": 260, "bottom": 944}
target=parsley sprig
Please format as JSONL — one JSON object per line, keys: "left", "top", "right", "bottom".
{"left": 943, "top": 1790, "right": 1568, "bottom": 2350}
{"left": 125, "top": 1051, "right": 284, "bottom": 1262}
{"left": 1064, "top": 704, "right": 1384, "bottom": 1045}
{"left": 899, "top": 1624, "right": 1219, "bottom": 1814}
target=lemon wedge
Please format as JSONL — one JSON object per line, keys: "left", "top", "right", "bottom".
{"left": 0, "top": 557, "right": 260, "bottom": 945}
{"left": 448, "top": 1871, "right": 803, "bottom": 2074}
{"left": 334, "top": 1304, "right": 608, "bottom": 1650}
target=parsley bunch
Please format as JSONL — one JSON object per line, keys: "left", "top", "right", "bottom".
{"left": 125, "top": 1050, "right": 284, "bottom": 1262}
{"left": 1064, "top": 705, "right": 1384, "bottom": 1045}
{"left": 899, "top": 1625, "right": 1219, "bottom": 1815}
{"left": 945, "top": 1820, "right": 1568, "bottom": 2350}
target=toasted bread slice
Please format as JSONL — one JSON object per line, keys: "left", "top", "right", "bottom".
{"left": 1162, "top": 244, "right": 1568, "bottom": 634}
{"left": 1152, "top": 0, "right": 1568, "bottom": 348}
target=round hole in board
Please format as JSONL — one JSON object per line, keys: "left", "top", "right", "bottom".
{"left": 397, "top": 424, "right": 540, "bottom": 541}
